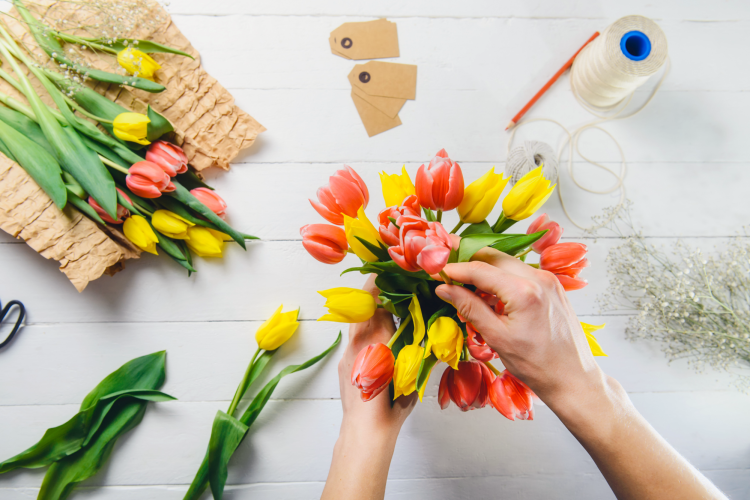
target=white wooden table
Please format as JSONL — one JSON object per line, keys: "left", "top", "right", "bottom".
{"left": 2, "top": 1, "right": 749, "bottom": 498}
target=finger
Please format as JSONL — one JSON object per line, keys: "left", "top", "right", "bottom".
{"left": 362, "top": 274, "right": 380, "bottom": 300}
{"left": 436, "top": 284, "right": 509, "bottom": 339}
{"left": 471, "top": 247, "right": 537, "bottom": 279}
{"left": 442, "top": 261, "right": 532, "bottom": 312}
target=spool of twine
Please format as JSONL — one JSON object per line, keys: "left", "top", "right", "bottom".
{"left": 506, "top": 140, "right": 558, "bottom": 185}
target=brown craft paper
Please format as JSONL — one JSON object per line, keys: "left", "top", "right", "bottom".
{"left": 330, "top": 19, "right": 399, "bottom": 60}
{"left": 351, "top": 91, "right": 402, "bottom": 137}
{"left": 351, "top": 86, "right": 406, "bottom": 119}
{"left": 348, "top": 61, "right": 417, "bottom": 100}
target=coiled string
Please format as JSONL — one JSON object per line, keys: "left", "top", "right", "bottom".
{"left": 0, "top": 299, "right": 26, "bottom": 350}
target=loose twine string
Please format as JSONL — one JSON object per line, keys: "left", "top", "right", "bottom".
{"left": 507, "top": 16, "right": 670, "bottom": 231}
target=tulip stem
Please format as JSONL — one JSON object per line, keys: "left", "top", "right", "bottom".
{"left": 484, "top": 361, "right": 502, "bottom": 376}
{"left": 436, "top": 210, "right": 443, "bottom": 223}
{"left": 439, "top": 270, "right": 454, "bottom": 286}
{"left": 132, "top": 202, "right": 153, "bottom": 216}
{"left": 386, "top": 316, "right": 412, "bottom": 349}
{"left": 528, "top": 263, "right": 540, "bottom": 269}
{"left": 492, "top": 213, "right": 508, "bottom": 233}
{"left": 516, "top": 247, "right": 533, "bottom": 259}
{"left": 98, "top": 155, "right": 130, "bottom": 174}
{"left": 450, "top": 221, "right": 465, "bottom": 234}
{"left": 227, "top": 347, "right": 262, "bottom": 417}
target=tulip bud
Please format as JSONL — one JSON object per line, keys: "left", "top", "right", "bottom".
{"left": 380, "top": 166, "right": 416, "bottom": 208}
{"left": 457, "top": 167, "right": 509, "bottom": 224}
{"left": 185, "top": 226, "right": 225, "bottom": 257}
{"left": 352, "top": 343, "right": 395, "bottom": 401}
{"left": 190, "top": 187, "right": 228, "bottom": 220}
{"left": 300, "top": 224, "right": 348, "bottom": 264}
{"left": 425, "top": 316, "right": 463, "bottom": 370}
{"left": 318, "top": 287, "right": 377, "bottom": 323}
{"left": 488, "top": 370, "right": 535, "bottom": 421}
{"left": 310, "top": 166, "right": 369, "bottom": 225}
{"left": 377, "top": 195, "right": 420, "bottom": 247}
{"left": 126, "top": 161, "right": 175, "bottom": 198}
{"left": 502, "top": 166, "right": 556, "bottom": 221}
{"left": 466, "top": 323, "right": 499, "bottom": 362}
{"left": 123, "top": 215, "right": 159, "bottom": 255}
{"left": 88, "top": 188, "right": 131, "bottom": 224}
{"left": 540, "top": 242, "right": 589, "bottom": 291}
{"left": 117, "top": 48, "right": 161, "bottom": 81}
{"left": 415, "top": 149, "right": 464, "bottom": 211}
{"left": 438, "top": 360, "right": 494, "bottom": 411}
{"left": 113, "top": 112, "right": 151, "bottom": 145}
{"left": 393, "top": 344, "right": 424, "bottom": 399}
{"left": 151, "top": 209, "right": 194, "bottom": 239}
{"left": 255, "top": 305, "right": 300, "bottom": 351}
{"left": 526, "top": 213, "right": 563, "bottom": 253}
{"left": 343, "top": 207, "right": 385, "bottom": 263}
{"left": 146, "top": 140, "right": 188, "bottom": 177}
{"left": 581, "top": 322, "right": 607, "bottom": 357}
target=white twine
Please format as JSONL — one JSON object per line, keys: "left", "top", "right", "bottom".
{"left": 507, "top": 16, "right": 669, "bottom": 231}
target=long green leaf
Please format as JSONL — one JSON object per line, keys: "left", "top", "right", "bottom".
{"left": 0, "top": 118, "right": 66, "bottom": 208}
{"left": 457, "top": 231, "right": 547, "bottom": 262}
{"left": 146, "top": 105, "right": 174, "bottom": 141}
{"left": 490, "top": 231, "right": 547, "bottom": 256}
{"left": 81, "top": 37, "right": 194, "bottom": 59}
{"left": 0, "top": 104, "right": 55, "bottom": 156}
{"left": 208, "top": 411, "right": 249, "bottom": 500}
{"left": 80, "top": 351, "right": 167, "bottom": 410}
{"left": 355, "top": 236, "right": 391, "bottom": 262}
{"left": 460, "top": 220, "right": 493, "bottom": 236}
{"left": 66, "top": 190, "right": 105, "bottom": 225}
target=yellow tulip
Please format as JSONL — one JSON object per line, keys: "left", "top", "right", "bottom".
{"left": 393, "top": 344, "right": 424, "bottom": 399}
{"left": 113, "top": 112, "right": 151, "bottom": 145}
{"left": 151, "top": 210, "right": 193, "bottom": 239}
{"left": 255, "top": 305, "right": 300, "bottom": 351}
{"left": 343, "top": 206, "right": 384, "bottom": 262}
{"left": 581, "top": 322, "right": 607, "bottom": 357}
{"left": 185, "top": 226, "right": 224, "bottom": 257}
{"left": 123, "top": 215, "right": 158, "bottom": 255}
{"left": 380, "top": 166, "right": 416, "bottom": 207}
{"left": 457, "top": 167, "right": 509, "bottom": 224}
{"left": 207, "top": 228, "right": 232, "bottom": 241}
{"left": 318, "top": 287, "right": 377, "bottom": 323}
{"left": 502, "top": 166, "right": 556, "bottom": 221}
{"left": 425, "top": 317, "right": 463, "bottom": 369}
{"left": 409, "top": 295, "right": 425, "bottom": 345}
{"left": 117, "top": 48, "right": 161, "bottom": 81}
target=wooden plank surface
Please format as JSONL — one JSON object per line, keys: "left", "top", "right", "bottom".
{"left": 1, "top": 0, "right": 749, "bottom": 498}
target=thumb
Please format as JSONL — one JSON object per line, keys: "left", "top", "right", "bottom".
{"left": 436, "top": 284, "right": 506, "bottom": 339}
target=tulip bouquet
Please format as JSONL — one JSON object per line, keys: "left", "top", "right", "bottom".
{"left": 302, "top": 149, "right": 607, "bottom": 420}
{"left": 0, "top": 0, "right": 254, "bottom": 274}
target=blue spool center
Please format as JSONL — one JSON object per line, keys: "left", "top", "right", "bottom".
{"left": 620, "top": 31, "right": 651, "bottom": 61}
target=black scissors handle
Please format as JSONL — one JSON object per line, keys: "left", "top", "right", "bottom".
{"left": 0, "top": 299, "right": 25, "bottom": 349}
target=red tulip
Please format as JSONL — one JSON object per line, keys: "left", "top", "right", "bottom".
{"left": 488, "top": 370, "right": 536, "bottom": 421}
{"left": 475, "top": 289, "right": 505, "bottom": 315}
{"left": 351, "top": 343, "right": 395, "bottom": 402}
{"left": 466, "top": 323, "right": 499, "bottom": 362}
{"left": 88, "top": 188, "right": 131, "bottom": 224}
{"left": 310, "top": 166, "right": 369, "bottom": 225}
{"left": 191, "top": 187, "right": 228, "bottom": 220}
{"left": 388, "top": 215, "right": 456, "bottom": 275}
{"left": 145, "top": 140, "right": 188, "bottom": 177}
{"left": 377, "top": 194, "right": 420, "bottom": 247}
{"left": 300, "top": 224, "right": 348, "bottom": 264}
{"left": 438, "top": 360, "right": 495, "bottom": 411}
{"left": 526, "top": 213, "right": 563, "bottom": 253}
{"left": 415, "top": 148, "right": 464, "bottom": 211}
{"left": 125, "top": 161, "right": 175, "bottom": 198}
{"left": 540, "top": 242, "right": 590, "bottom": 291}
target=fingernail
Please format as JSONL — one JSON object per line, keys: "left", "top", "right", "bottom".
{"left": 435, "top": 286, "right": 453, "bottom": 306}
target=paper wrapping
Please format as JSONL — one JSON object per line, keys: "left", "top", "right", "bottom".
{"left": 0, "top": 0, "right": 262, "bottom": 291}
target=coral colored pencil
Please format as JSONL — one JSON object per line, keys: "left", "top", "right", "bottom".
{"left": 506, "top": 32, "right": 600, "bottom": 131}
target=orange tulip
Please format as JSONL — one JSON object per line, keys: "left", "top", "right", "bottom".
{"left": 488, "top": 370, "right": 536, "bottom": 421}
{"left": 125, "top": 161, "right": 175, "bottom": 199}
{"left": 540, "top": 242, "right": 590, "bottom": 291}
{"left": 526, "top": 213, "right": 563, "bottom": 253}
{"left": 146, "top": 140, "right": 188, "bottom": 177}
{"left": 300, "top": 224, "right": 348, "bottom": 264}
{"left": 88, "top": 188, "right": 131, "bottom": 224}
{"left": 351, "top": 343, "right": 395, "bottom": 402}
{"left": 415, "top": 148, "right": 464, "bottom": 211}
{"left": 190, "top": 187, "right": 228, "bottom": 220}
{"left": 310, "top": 166, "right": 369, "bottom": 225}
{"left": 438, "top": 360, "right": 494, "bottom": 412}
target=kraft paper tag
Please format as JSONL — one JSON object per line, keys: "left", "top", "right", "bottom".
{"left": 330, "top": 19, "right": 399, "bottom": 60}
{"left": 351, "top": 85, "right": 405, "bottom": 119}
{"left": 351, "top": 91, "right": 402, "bottom": 137}
{"left": 348, "top": 61, "right": 417, "bottom": 100}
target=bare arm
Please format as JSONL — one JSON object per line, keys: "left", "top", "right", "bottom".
{"left": 436, "top": 249, "right": 727, "bottom": 500}
{"left": 322, "top": 276, "right": 417, "bottom": 500}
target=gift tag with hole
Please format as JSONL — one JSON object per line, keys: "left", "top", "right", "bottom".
{"left": 351, "top": 91, "right": 402, "bottom": 137}
{"left": 330, "top": 19, "right": 399, "bottom": 60}
{"left": 351, "top": 86, "right": 406, "bottom": 119}
{"left": 348, "top": 61, "right": 417, "bottom": 100}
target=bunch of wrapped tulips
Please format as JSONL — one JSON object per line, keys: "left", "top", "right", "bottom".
{"left": 301, "top": 149, "right": 607, "bottom": 420}
{"left": 0, "top": 1, "right": 253, "bottom": 274}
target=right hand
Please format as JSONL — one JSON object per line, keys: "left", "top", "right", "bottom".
{"left": 435, "top": 248, "right": 606, "bottom": 411}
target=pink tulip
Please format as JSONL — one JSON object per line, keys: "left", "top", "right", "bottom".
{"left": 377, "top": 195, "right": 420, "bottom": 247}
{"left": 351, "top": 343, "right": 395, "bottom": 402}
{"left": 145, "top": 140, "right": 188, "bottom": 177}
{"left": 310, "top": 166, "right": 369, "bottom": 225}
{"left": 88, "top": 188, "right": 131, "bottom": 224}
{"left": 125, "top": 161, "right": 175, "bottom": 198}
{"left": 438, "top": 360, "right": 494, "bottom": 411}
{"left": 300, "top": 224, "right": 348, "bottom": 264}
{"left": 488, "top": 370, "right": 536, "bottom": 421}
{"left": 415, "top": 148, "right": 464, "bottom": 211}
{"left": 190, "top": 187, "right": 228, "bottom": 220}
{"left": 526, "top": 213, "right": 563, "bottom": 253}
{"left": 540, "top": 242, "right": 590, "bottom": 291}
{"left": 388, "top": 215, "right": 456, "bottom": 275}
{"left": 466, "top": 323, "right": 499, "bottom": 362}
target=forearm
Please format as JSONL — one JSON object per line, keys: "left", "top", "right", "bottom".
{"left": 550, "top": 375, "right": 726, "bottom": 500}
{"left": 322, "top": 420, "right": 399, "bottom": 500}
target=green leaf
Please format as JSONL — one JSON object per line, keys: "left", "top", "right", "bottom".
{"left": 0, "top": 118, "right": 66, "bottom": 209}
{"left": 460, "top": 220, "right": 493, "bottom": 236}
{"left": 80, "top": 351, "right": 167, "bottom": 410}
{"left": 491, "top": 231, "right": 547, "bottom": 256}
{"left": 155, "top": 195, "right": 222, "bottom": 231}
{"left": 355, "top": 236, "right": 391, "bottom": 262}
{"left": 363, "top": 261, "right": 431, "bottom": 280}
{"left": 178, "top": 169, "right": 214, "bottom": 191}
{"left": 0, "top": 105, "right": 56, "bottom": 156}
{"left": 457, "top": 231, "right": 547, "bottom": 262}
{"left": 235, "top": 351, "right": 275, "bottom": 408}
{"left": 66, "top": 190, "right": 105, "bottom": 225}
{"left": 169, "top": 180, "right": 248, "bottom": 249}
{"left": 146, "top": 105, "right": 174, "bottom": 142}
{"left": 423, "top": 207, "right": 436, "bottom": 222}
{"left": 208, "top": 411, "right": 249, "bottom": 500}
{"left": 378, "top": 290, "right": 413, "bottom": 317}
{"left": 81, "top": 37, "right": 194, "bottom": 59}
{"left": 416, "top": 354, "right": 438, "bottom": 395}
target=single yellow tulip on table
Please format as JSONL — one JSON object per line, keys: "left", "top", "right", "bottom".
{"left": 256, "top": 305, "right": 301, "bottom": 351}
